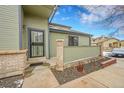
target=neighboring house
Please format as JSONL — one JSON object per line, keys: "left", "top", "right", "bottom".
{"left": 49, "top": 23, "right": 92, "bottom": 57}
{"left": 120, "top": 40, "right": 124, "bottom": 47}
{"left": 0, "top": 5, "right": 101, "bottom": 75}
{"left": 92, "top": 36, "right": 120, "bottom": 51}
{"left": 91, "top": 36, "right": 108, "bottom": 46}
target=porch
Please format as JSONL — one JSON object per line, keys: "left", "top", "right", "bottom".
{"left": 0, "top": 5, "right": 55, "bottom": 79}
{"left": 22, "top": 5, "right": 55, "bottom": 60}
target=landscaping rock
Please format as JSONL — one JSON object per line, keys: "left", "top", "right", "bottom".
{"left": 51, "top": 57, "right": 110, "bottom": 85}
{"left": 0, "top": 75, "right": 23, "bottom": 88}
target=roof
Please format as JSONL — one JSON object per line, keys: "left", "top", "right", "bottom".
{"left": 49, "top": 23, "right": 92, "bottom": 36}
{"left": 120, "top": 40, "right": 124, "bottom": 42}
{"left": 95, "top": 37, "right": 120, "bottom": 43}
{"left": 49, "top": 23, "right": 71, "bottom": 28}
{"left": 101, "top": 38, "right": 119, "bottom": 43}
{"left": 49, "top": 28, "right": 92, "bottom": 37}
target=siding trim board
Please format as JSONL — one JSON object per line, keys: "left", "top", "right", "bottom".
{"left": 49, "top": 28, "right": 92, "bottom": 37}
{"left": 18, "top": 5, "right": 22, "bottom": 49}
{"left": 48, "top": 20, "right": 51, "bottom": 58}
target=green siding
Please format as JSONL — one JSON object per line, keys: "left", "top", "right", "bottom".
{"left": 22, "top": 14, "right": 49, "bottom": 56}
{"left": 49, "top": 32, "right": 90, "bottom": 57}
{"left": 79, "top": 36, "right": 90, "bottom": 46}
{"left": 0, "top": 5, "right": 20, "bottom": 50}
{"left": 64, "top": 46, "right": 100, "bottom": 64}
{"left": 50, "top": 32, "right": 68, "bottom": 57}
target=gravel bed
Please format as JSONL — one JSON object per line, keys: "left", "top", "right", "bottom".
{"left": 51, "top": 57, "right": 110, "bottom": 85}
{"left": 0, "top": 75, "right": 24, "bottom": 88}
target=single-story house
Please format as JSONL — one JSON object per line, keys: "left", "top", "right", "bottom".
{"left": 49, "top": 23, "right": 102, "bottom": 71}
{"left": 92, "top": 36, "right": 120, "bottom": 51}
{"left": 49, "top": 23, "right": 92, "bottom": 58}
{"left": 0, "top": 5, "right": 101, "bottom": 78}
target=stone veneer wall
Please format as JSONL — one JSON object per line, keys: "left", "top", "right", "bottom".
{"left": 0, "top": 49, "right": 27, "bottom": 79}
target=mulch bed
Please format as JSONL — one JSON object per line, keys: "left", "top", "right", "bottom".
{"left": 51, "top": 57, "right": 110, "bottom": 85}
{"left": 0, "top": 75, "right": 24, "bottom": 88}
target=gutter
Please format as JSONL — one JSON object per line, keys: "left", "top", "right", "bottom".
{"left": 49, "top": 5, "right": 59, "bottom": 23}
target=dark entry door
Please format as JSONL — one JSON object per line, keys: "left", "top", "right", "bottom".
{"left": 29, "top": 29, "right": 44, "bottom": 58}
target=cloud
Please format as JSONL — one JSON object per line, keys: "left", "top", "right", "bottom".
{"left": 79, "top": 5, "right": 124, "bottom": 39}
{"left": 79, "top": 5, "right": 119, "bottom": 24}
{"left": 80, "top": 13, "right": 102, "bottom": 24}
{"left": 118, "top": 28, "right": 124, "bottom": 35}
{"left": 61, "top": 17, "right": 70, "bottom": 21}
{"left": 55, "top": 11, "right": 60, "bottom": 15}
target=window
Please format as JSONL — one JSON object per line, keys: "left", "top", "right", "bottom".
{"left": 109, "top": 43, "right": 112, "bottom": 47}
{"left": 68, "top": 36, "right": 78, "bottom": 46}
{"left": 120, "top": 43, "right": 121, "bottom": 47}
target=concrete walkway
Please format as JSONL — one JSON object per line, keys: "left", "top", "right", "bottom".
{"left": 22, "top": 58, "right": 124, "bottom": 88}
{"left": 22, "top": 65, "right": 59, "bottom": 88}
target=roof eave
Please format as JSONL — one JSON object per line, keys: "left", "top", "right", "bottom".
{"left": 49, "top": 28, "right": 91, "bottom": 37}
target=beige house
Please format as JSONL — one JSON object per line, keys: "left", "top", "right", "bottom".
{"left": 120, "top": 40, "right": 124, "bottom": 47}
{"left": 92, "top": 36, "right": 120, "bottom": 51}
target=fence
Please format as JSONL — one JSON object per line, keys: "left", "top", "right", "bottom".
{"left": 55, "top": 39, "right": 101, "bottom": 71}
{"left": 64, "top": 46, "right": 101, "bottom": 64}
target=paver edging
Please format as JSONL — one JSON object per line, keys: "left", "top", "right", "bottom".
{"left": 100, "top": 58, "right": 117, "bottom": 68}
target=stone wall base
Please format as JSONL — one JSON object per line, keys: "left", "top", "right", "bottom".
{"left": 0, "top": 49, "right": 27, "bottom": 79}
{"left": 0, "top": 71, "right": 24, "bottom": 79}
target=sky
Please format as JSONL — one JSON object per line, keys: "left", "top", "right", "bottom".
{"left": 51, "top": 5, "right": 124, "bottom": 40}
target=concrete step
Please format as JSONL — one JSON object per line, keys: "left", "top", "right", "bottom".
{"left": 101, "top": 58, "right": 117, "bottom": 68}
{"left": 27, "top": 57, "right": 47, "bottom": 64}
{"left": 46, "top": 57, "right": 58, "bottom": 67}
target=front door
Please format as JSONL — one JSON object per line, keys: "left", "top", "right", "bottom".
{"left": 29, "top": 29, "right": 44, "bottom": 58}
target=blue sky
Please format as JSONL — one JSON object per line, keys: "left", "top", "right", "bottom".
{"left": 51, "top": 5, "right": 124, "bottom": 40}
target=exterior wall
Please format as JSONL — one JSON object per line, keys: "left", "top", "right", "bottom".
{"left": 0, "top": 5, "right": 20, "bottom": 50}
{"left": 22, "top": 14, "right": 49, "bottom": 56}
{"left": 120, "top": 41, "right": 124, "bottom": 47}
{"left": 50, "top": 32, "right": 90, "bottom": 57}
{"left": 91, "top": 43, "right": 97, "bottom": 46}
{"left": 0, "top": 49, "right": 27, "bottom": 79}
{"left": 63, "top": 46, "right": 100, "bottom": 64}
{"left": 50, "top": 32, "right": 68, "bottom": 57}
{"left": 79, "top": 36, "right": 90, "bottom": 46}
{"left": 102, "top": 39, "right": 120, "bottom": 51}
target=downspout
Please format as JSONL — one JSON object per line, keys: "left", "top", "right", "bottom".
{"left": 89, "top": 35, "right": 93, "bottom": 46}
{"left": 47, "top": 5, "right": 58, "bottom": 59}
